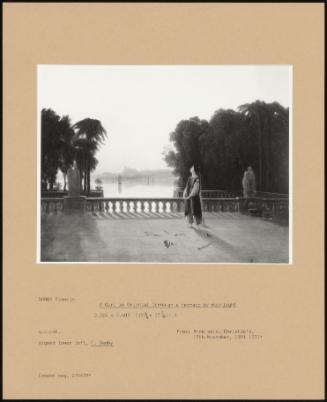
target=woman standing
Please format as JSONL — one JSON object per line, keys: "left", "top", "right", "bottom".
{"left": 183, "top": 165, "right": 203, "bottom": 228}
{"left": 242, "top": 170, "right": 250, "bottom": 198}
{"left": 242, "top": 166, "right": 256, "bottom": 198}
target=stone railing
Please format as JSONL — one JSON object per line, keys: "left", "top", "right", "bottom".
{"left": 201, "top": 190, "right": 243, "bottom": 199}
{"left": 174, "top": 189, "right": 242, "bottom": 198}
{"left": 41, "top": 198, "right": 64, "bottom": 214}
{"left": 41, "top": 196, "right": 289, "bottom": 218}
{"left": 85, "top": 198, "right": 185, "bottom": 214}
{"left": 240, "top": 197, "right": 289, "bottom": 217}
{"left": 85, "top": 197, "right": 243, "bottom": 214}
{"left": 255, "top": 191, "right": 289, "bottom": 199}
{"left": 174, "top": 188, "right": 288, "bottom": 199}
{"left": 41, "top": 190, "right": 104, "bottom": 198}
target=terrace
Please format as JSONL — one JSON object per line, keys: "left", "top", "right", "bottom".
{"left": 40, "top": 192, "right": 289, "bottom": 263}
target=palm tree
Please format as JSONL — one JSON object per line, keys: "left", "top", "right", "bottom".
{"left": 72, "top": 118, "right": 107, "bottom": 194}
{"left": 58, "top": 115, "right": 75, "bottom": 191}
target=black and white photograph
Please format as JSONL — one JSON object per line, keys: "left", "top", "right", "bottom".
{"left": 38, "top": 65, "right": 291, "bottom": 263}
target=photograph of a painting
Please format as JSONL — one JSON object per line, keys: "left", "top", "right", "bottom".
{"left": 38, "top": 65, "right": 291, "bottom": 264}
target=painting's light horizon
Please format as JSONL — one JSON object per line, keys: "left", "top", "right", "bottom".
{"left": 38, "top": 65, "right": 291, "bottom": 174}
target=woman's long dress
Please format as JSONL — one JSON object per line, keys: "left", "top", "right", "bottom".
{"left": 184, "top": 176, "right": 202, "bottom": 222}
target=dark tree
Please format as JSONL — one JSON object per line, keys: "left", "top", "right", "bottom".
{"left": 164, "top": 101, "right": 289, "bottom": 194}
{"left": 41, "top": 109, "right": 74, "bottom": 191}
{"left": 72, "top": 118, "right": 107, "bottom": 194}
{"left": 164, "top": 117, "right": 209, "bottom": 188}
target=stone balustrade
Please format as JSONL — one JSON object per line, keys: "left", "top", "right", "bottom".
{"left": 41, "top": 196, "right": 289, "bottom": 218}
{"left": 255, "top": 191, "right": 289, "bottom": 199}
{"left": 174, "top": 188, "right": 288, "bottom": 199}
{"left": 84, "top": 197, "right": 271, "bottom": 215}
{"left": 174, "top": 189, "right": 243, "bottom": 198}
{"left": 41, "top": 190, "right": 104, "bottom": 198}
{"left": 201, "top": 190, "right": 243, "bottom": 199}
{"left": 41, "top": 198, "right": 64, "bottom": 214}
{"left": 241, "top": 197, "right": 289, "bottom": 216}
{"left": 85, "top": 198, "right": 186, "bottom": 214}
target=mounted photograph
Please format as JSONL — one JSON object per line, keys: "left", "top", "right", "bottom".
{"left": 38, "top": 65, "right": 291, "bottom": 263}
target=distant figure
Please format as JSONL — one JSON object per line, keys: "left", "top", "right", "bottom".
{"left": 183, "top": 165, "right": 202, "bottom": 228}
{"left": 67, "top": 161, "right": 81, "bottom": 197}
{"left": 242, "top": 166, "right": 256, "bottom": 198}
{"left": 242, "top": 171, "right": 249, "bottom": 198}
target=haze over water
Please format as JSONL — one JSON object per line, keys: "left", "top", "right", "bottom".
{"left": 100, "top": 179, "right": 176, "bottom": 198}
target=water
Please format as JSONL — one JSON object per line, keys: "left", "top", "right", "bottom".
{"left": 54, "top": 172, "right": 177, "bottom": 197}
{"left": 100, "top": 181, "right": 175, "bottom": 198}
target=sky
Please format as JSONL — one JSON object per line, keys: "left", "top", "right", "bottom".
{"left": 38, "top": 65, "right": 291, "bottom": 174}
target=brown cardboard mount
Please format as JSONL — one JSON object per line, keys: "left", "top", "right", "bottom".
{"left": 3, "top": 3, "right": 324, "bottom": 400}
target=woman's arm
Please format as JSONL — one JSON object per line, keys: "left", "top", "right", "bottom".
{"left": 183, "top": 178, "right": 190, "bottom": 198}
{"left": 188, "top": 179, "right": 200, "bottom": 198}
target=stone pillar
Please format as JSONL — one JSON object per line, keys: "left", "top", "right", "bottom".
{"left": 64, "top": 162, "right": 86, "bottom": 213}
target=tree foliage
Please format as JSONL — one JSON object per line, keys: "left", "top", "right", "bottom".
{"left": 41, "top": 110, "right": 107, "bottom": 193}
{"left": 72, "top": 118, "right": 107, "bottom": 193}
{"left": 164, "top": 101, "right": 289, "bottom": 193}
{"left": 41, "top": 109, "right": 75, "bottom": 191}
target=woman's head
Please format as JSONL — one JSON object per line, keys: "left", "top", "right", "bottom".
{"left": 190, "top": 164, "right": 200, "bottom": 176}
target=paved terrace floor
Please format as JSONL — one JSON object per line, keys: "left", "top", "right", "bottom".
{"left": 41, "top": 211, "right": 289, "bottom": 263}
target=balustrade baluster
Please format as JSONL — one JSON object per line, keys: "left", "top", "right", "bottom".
{"left": 80, "top": 194, "right": 268, "bottom": 219}
{"left": 211, "top": 200, "right": 216, "bottom": 212}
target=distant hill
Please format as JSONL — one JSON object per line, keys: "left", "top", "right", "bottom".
{"left": 94, "top": 168, "right": 176, "bottom": 185}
